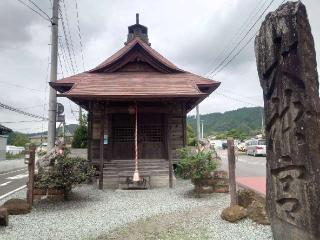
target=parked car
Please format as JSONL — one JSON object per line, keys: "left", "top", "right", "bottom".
{"left": 237, "top": 142, "right": 247, "bottom": 152}
{"left": 246, "top": 139, "right": 266, "bottom": 156}
{"left": 222, "top": 142, "right": 228, "bottom": 150}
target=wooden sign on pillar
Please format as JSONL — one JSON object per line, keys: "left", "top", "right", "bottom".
{"left": 255, "top": 2, "right": 320, "bottom": 239}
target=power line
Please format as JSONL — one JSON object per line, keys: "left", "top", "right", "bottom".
{"left": 61, "top": 0, "right": 79, "bottom": 72}
{"left": 0, "top": 101, "right": 49, "bottom": 120}
{"left": 26, "top": 0, "right": 51, "bottom": 20}
{"left": 74, "top": 0, "right": 85, "bottom": 71}
{"left": 210, "top": 31, "right": 257, "bottom": 77}
{"left": 58, "top": 53, "right": 65, "bottom": 78}
{"left": 0, "top": 80, "right": 44, "bottom": 92}
{"left": 214, "top": 91, "right": 262, "bottom": 107}
{"left": 210, "top": 0, "right": 286, "bottom": 77}
{"left": 220, "top": 89, "right": 262, "bottom": 102}
{"left": 59, "top": 8, "right": 76, "bottom": 74}
{"left": 206, "top": 0, "right": 277, "bottom": 78}
{"left": 58, "top": 38, "right": 72, "bottom": 75}
{"left": 41, "top": 44, "right": 51, "bottom": 140}
{"left": 24, "top": 104, "right": 47, "bottom": 109}
{"left": 205, "top": 0, "right": 269, "bottom": 77}
{"left": 0, "top": 120, "right": 45, "bottom": 124}
{"left": 68, "top": 100, "right": 77, "bottom": 120}
{"left": 13, "top": 126, "right": 45, "bottom": 132}
{"left": 16, "top": 0, "right": 51, "bottom": 22}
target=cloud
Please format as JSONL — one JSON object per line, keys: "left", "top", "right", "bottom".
{"left": 0, "top": 0, "right": 319, "bottom": 133}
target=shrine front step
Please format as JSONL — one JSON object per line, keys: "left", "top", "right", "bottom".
{"left": 103, "top": 158, "right": 173, "bottom": 189}
{"left": 103, "top": 174, "right": 174, "bottom": 189}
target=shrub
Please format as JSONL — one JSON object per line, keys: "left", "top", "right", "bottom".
{"left": 37, "top": 151, "right": 47, "bottom": 157}
{"left": 35, "top": 151, "right": 95, "bottom": 197}
{"left": 176, "top": 147, "right": 218, "bottom": 184}
{"left": 6, "top": 151, "right": 25, "bottom": 160}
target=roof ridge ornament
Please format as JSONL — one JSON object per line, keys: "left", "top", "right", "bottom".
{"left": 126, "top": 13, "right": 150, "bottom": 46}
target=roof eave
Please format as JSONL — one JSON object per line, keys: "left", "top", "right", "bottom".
{"left": 57, "top": 93, "right": 208, "bottom": 99}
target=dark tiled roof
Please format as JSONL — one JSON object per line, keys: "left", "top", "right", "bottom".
{"left": 0, "top": 124, "right": 12, "bottom": 135}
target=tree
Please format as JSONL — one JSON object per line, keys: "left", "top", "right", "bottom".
{"left": 186, "top": 124, "right": 196, "bottom": 146}
{"left": 7, "top": 132, "right": 30, "bottom": 146}
{"left": 71, "top": 114, "right": 88, "bottom": 148}
{"left": 215, "top": 129, "right": 248, "bottom": 141}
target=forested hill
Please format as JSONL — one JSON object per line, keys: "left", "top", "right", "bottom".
{"left": 187, "top": 107, "right": 263, "bottom": 135}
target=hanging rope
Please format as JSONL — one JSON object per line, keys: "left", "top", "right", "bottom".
{"left": 133, "top": 102, "right": 140, "bottom": 182}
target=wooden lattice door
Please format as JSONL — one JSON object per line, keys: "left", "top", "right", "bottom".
{"left": 138, "top": 113, "right": 165, "bottom": 159}
{"left": 112, "top": 113, "right": 165, "bottom": 160}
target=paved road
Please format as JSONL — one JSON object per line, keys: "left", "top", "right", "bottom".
{"left": 0, "top": 159, "right": 25, "bottom": 173}
{"left": 0, "top": 168, "right": 28, "bottom": 200}
{"left": 218, "top": 149, "right": 266, "bottom": 177}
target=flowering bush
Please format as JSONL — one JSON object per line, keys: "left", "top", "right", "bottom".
{"left": 35, "top": 152, "right": 95, "bottom": 196}
{"left": 176, "top": 147, "right": 218, "bottom": 184}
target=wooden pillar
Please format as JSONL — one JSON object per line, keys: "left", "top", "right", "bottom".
{"left": 107, "top": 114, "right": 112, "bottom": 161}
{"left": 26, "top": 144, "right": 36, "bottom": 206}
{"left": 87, "top": 101, "right": 92, "bottom": 164}
{"left": 182, "top": 103, "right": 187, "bottom": 147}
{"left": 227, "top": 137, "right": 237, "bottom": 206}
{"left": 98, "top": 104, "right": 105, "bottom": 190}
{"left": 165, "top": 114, "right": 173, "bottom": 188}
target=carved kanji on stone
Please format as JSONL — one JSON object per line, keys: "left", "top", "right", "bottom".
{"left": 255, "top": 2, "right": 320, "bottom": 240}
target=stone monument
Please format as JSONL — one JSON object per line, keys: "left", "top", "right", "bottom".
{"left": 255, "top": 1, "right": 320, "bottom": 239}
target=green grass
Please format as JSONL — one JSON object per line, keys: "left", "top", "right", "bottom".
{"left": 6, "top": 152, "right": 25, "bottom": 160}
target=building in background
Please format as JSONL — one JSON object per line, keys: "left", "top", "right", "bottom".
{"left": 29, "top": 134, "right": 48, "bottom": 145}
{"left": 0, "top": 124, "right": 12, "bottom": 161}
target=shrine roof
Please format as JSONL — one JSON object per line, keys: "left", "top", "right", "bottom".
{"left": 89, "top": 38, "right": 182, "bottom": 73}
{"left": 51, "top": 37, "right": 220, "bottom": 103}
{"left": 52, "top": 71, "right": 219, "bottom": 98}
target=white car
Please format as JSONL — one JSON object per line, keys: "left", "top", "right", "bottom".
{"left": 246, "top": 139, "right": 266, "bottom": 156}
{"left": 237, "top": 142, "right": 247, "bottom": 152}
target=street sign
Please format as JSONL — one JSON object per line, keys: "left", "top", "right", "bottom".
{"left": 56, "top": 114, "right": 65, "bottom": 123}
{"left": 57, "top": 103, "right": 64, "bottom": 115}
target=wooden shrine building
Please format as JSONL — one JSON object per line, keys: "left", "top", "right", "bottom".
{"left": 51, "top": 14, "right": 220, "bottom": 189}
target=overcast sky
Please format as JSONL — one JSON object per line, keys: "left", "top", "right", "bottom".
{"left": 0, "top": 0, "right": 319, "bottom": 133}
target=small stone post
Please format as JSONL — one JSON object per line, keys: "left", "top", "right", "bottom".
{"left": 26, "top": 144, "right": 36, "bottom": 206}
{"left": 227, "top": 137, "right": 237, "bottom": 206}
{"left": 255, "top": 2, "right": 320, "bottom": 239}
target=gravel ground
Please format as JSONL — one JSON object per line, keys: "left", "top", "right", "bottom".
{"left": 0, "top": 180, "right": 272, "bottom": 240}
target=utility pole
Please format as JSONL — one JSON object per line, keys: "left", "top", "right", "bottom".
{"left": 47, "top": 0, "right": 59, "bottom": 150}
{"left": 260, "top": 109, "right": 265, "bottom": 136}
{"left": 79, "top": 107, "right": 82, "bottom": 123}
{"left": 196, "top": 105, "right": 201, "bottom": 142}
{"left": 201, "top": 120, "right": 204, "bottom": 139}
